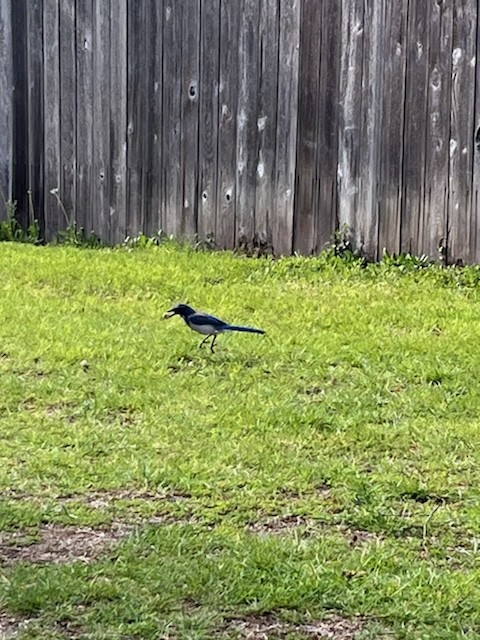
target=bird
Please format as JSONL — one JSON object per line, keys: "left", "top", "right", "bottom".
{"left": 164, "top": 303, "right": 265, "bottom": 352}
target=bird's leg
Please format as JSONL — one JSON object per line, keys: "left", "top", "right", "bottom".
{"left": 210, "top": 335, "right": 217, "bottom": 353}
{"left": 198, "top": 335, "right": 212, "bottom": 349}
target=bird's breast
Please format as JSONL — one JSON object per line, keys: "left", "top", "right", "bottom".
{"left": 188, "top": 321, "right": 220, "bottom": 335}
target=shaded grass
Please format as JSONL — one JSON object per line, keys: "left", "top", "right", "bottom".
{"left": 1, "top": 243, "right": 480, "bottom": 638}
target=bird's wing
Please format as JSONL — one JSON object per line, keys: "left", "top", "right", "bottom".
{"left": 190, "top": 313, "right": 228, "bottom": 329}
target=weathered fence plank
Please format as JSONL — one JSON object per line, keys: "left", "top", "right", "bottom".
{"left": 274, "top": 0, "right": 300, "bottom": 256}
{"left": 235, "top": 0, "right": 260, "bottom": 248}
{"left": 110, "top": 0, "right": 128, "bottom": 243}
{"left": 92, "top": 0, "right": 111, "bottom": 239}
{"left": 337, "top": 0, "right": 365, "bottom": 249}
{"left": 293, "top": 0, "right": 322, "bottom": 255}
{"left": 126, "top": 0, "right": 145, "bottom": 238}
{"left": 254, "top": 0, "right": 279, "bottom": 251}
{"left": 0, "top": 0, "right": 12, "bottom": 218}
{"left": 315, "top": 0, "right": 342, "bottom": 253}
{"left": 163, "top": 2, "right": 183, "bottom": 236}
{"left": 59, "top": 0, "right": 76, "bottom": 230}
{"left": 198, "top": 0, "right": 220, "bottom": 241}
{"left": 180, "top": 0, "right": 200, "bottom": 239}
{"left": 378, "top": 0, "right": 408, "bottom": 257}
{"left": 473, "top": 2, "right": 480, "bottom": 262}
{"left": 401, "top": 0, "right": 430, "bottom": 255}
{"left": 76, "top": 0, "right": 94, "bottom": 236}
{"left": 357, "top": 0, "right": 385, "bottom": 259}
{"left": 422, "top": 0, "right": 452, "bottom": 262}
{"left": 43, "top": 0, "right": 61, "bottom": 238}
{"left": 448, "top": 0, "right": 477, "bottom": 264}
{"left": 26, "top": 0, "right": 44, "bottom": 228}
{"left": 216, "top": 0, "right": 240, "bottom": 249}
{"left": 146, "top": 0, "right": 164, "bottom": 236}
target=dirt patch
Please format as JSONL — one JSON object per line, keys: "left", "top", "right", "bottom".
{"left": 0, "top": 522, "right": 131, "bottom": 566}
{"left": 247, "top": 515, "right": 319, "bottom": 535}
{"left": 247, "top": 516, "right": 382, "bottom": 547}
{"left": 0, "top": 611, "right": 35, "bottom": 639}
{"left": 58, "top": 488, "right": 192, "bottom": 509}
{"left": 222, "top": 613, "right": 369, "bottom": 639}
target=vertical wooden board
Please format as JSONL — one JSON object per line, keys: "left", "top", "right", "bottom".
{"left": 254, "top": 0, "right": 279, "bottom": 251}
{"left": 235, "top": 0, "right": 260, "bottom": 248}
{"left": 337, "top": 0, "right": 365, "bottom": 249}
{"left": 26, "top": 0, "right": 44, "bottom": 228}
{"left": 377, "top": 0, "right": 408, "bottom": 256}
{"left": 126, "top": 0, "right": 145, "bottom": 237}
{"left": 43, "top": 0, "right": 61, "bottom": 238}
{"left": 274, "top": 0, "right": 300, "bottom": 255}
{"left": 422, "top": 0, "right": 452, "bottom": 261}
{"left": 401, "top": 0, "right": 430, "bottom": 255}
{"left": 110, "top": 0, "right": 127, "bottom": 243}
{"left": 0, "top": 0, "right": 13, "bottom": 218}
{"left": 315, "top": 0, "right": 342, "bottom": 252}
{"left": 357, "top": 0, "right": 385, "bottom": 259}
{"left": 198, "top": 0, "right": 220, "bottom": 242}
{"left": 12, "top": 0, "right": 29, "bottom": 227}
{"left": 146, "top": 0, "right": 164, "bottom": 235}
{"left": 162, "top": 2, "right": 183, "bottom": 236}
{"left": 293, "top": 0, "right": 321, "bottom": 255}
{"left": 472, "top": 0, "right": 480, "bottom": 262}
{"left": 59, "top": 0, "right": 76, "bottom": 229}
{"left": 76, "top": 0, "right": 94, "bottom": 236}
{"left": 216, "top": 0, "right": 240, "bottom": 249}
{"left": 448, "top": 0, "right": 477, "bottom": 263}
{"left": 92, "top": 0, "right": 111, "bottom": 240}
{"left": 179, "top": 0, "right": 200, "bottom": 239}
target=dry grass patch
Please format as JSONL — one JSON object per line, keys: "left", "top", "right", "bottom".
{"left": 0, "top": 522, "right": 132, "bottom": 566}
{"left": 222, "top": 613, "right": 370, "bottom": 639}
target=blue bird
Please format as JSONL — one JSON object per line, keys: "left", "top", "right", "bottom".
{"left": 164, "top": 303, "right": 265, "bottom": 352}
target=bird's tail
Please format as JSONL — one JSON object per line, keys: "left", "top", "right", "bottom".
{"left": 224, "top": 324, "right": 265, "bottom": 335}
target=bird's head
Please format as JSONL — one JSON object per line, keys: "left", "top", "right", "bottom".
{"left": 163, "top": 303, "right": 196, "bottom": 319}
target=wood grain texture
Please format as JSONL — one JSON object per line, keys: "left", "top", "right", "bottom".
{"left": 126, "top": 0, "right": 145, "bottom": 238}
{"left": 109, "top": 0, "right": 127, "bottom": 243}
{"left": 254, "top": 0, "right": 279, "bottom": 251}
{"left": 377, "top": 0, "right": 408, "bottom": 256}
{"left": 293, "top": 0, "right": 322, "bottom": 255}
{"left": 76, "top": 0, "right": 94, "bottom": 236}
{"left": 0, "top": 0, "right": 13, "bottom": 218}
{"left": 235, "top": 0, "right": 260, "bottom": 248}
{"left": 422, "top": 0, "right": 452, "bottom": 261}
{"left": 401, "top": 0, "right": 430, "bottom": 255}
{"left": 43, "top": 0, "right": 61, "bottom": 238}
{"left": 162, "top": 1, "right": 183, "bottom": 236}
{"left": 448, "top": 0, "right": 477, "bottom": 264}
{"left": 216, "top": 0, "right": 240, "bottom": 249}
{"left": 274, "top": 0, "right": 300, "bottom": 256}
{"left": 59, "top": 0, "right": 76, "bottom": 230}
{"left": 180, "top": 0, "right": 200, "bottom": 239}
{"left": 357, "top": 0, "right": 385, "bottom": 259}
{"left": 337, "top": 0, "right": 365, "bottom": 248}
{"left": 5, "top": 0, "right": 480, "bottom": 262}
{"left": 472, "top": 0, "right": 480, "bottom": 262}
{"left": 26, "top": 0, "right": 44, "bottom": 228}
{"left": 197, "top": 0, "right": 220, "bottom": 241}
{"left": 92, "top": 0, "right": 111, "bottom": 239}
{"left": 315, "top": 0, "right": 341, "bottom": 252}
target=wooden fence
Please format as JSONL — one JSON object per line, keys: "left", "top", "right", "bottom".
{"left": 1, "top": 0, "right": 480, "bottom": 261}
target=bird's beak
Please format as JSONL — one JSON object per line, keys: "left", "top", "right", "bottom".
{"left": 163, "top": 308, "right": 176, "bottom": 319}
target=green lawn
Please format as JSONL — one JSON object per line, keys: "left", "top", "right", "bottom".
{"left": 1, "top": 242, "right": 480, "bottom": 639}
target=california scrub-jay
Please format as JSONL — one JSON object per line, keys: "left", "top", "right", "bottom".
{"left": 164, "top": 303, "right": 265, "bottom": 352}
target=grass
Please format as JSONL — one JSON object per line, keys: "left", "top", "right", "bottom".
{"left": 1, "top": 242, "right": 480, "bottom": 638}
